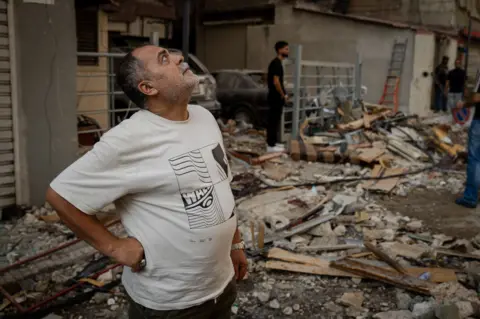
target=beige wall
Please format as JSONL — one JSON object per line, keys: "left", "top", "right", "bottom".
{"left": 76, "top": 10, "right": 109, "bottom": 129}
{"left": 409, "top": 32, "right": 435, "bottom": 116}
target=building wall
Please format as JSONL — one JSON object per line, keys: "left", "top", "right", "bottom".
{"left": 243, "top": 6, "right": 416, "bottom": 112}
{"left": 14, "top": 0, "right": 77, "bottom": 205}
{"left": 409, "top": 32, "right": 436, "bottom": 116}
{"left": 77, "top": 10, "right": 109, "bottom": 130}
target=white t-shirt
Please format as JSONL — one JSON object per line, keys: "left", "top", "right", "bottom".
{"left": 50, "top": 105, "right": 237, "bottom": 310}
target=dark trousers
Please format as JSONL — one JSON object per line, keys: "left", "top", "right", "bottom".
{"left": 434, "top": 86, "right": 446, "bottom": 112}
{"left": 128, "top": 279, "right": 237, "bottom": 319}
{"left": 267, "top": 96, "right": 284, "bottom": 147}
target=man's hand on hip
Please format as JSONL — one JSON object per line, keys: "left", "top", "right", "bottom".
{"left": 112, "top": 237, "right": 145, "bottom": 272}
{"left": 456, "top": 100, "right": 466, "bottom": 109}
{"left": 231, "top": 249, "right": 248, "bottom": 281}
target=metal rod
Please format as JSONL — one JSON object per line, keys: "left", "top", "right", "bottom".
{"left": 25, "top": 263, "right": 122, "bottom": 313}
{"left": 0, "top": 220, "right": 120, "bottom": 275}
{"left": 0, "top": 284, "right": 25, "bottom": 312}
{"left": 292, "top": 44, "right": 302, "bottom": 139}
{"left": 182, "top": 0, "right": 191, "bottom": 61}
{"left": 77, "top": 91, "right": 124, "bottom": 97}
{"left": 77, "top": 52, "right": 125, "bottom": 58}
{"left": 108, "top": 56, "right": 115, "bottom": 128}
{"left": 150, "top": 31, "right": 160, "bottom": 46}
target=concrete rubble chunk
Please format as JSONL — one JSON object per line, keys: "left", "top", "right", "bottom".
{"left": 290, "top": 234, "right": 311, "bottom": 244}
{"left": 434, "top": 303, "right": 460, "bottom": 319}
{"left": 266, "top": 215, "right": 291, "bottom": 231}
{"left": 339, "top": 291, "right": 364, "bottom": 309}
{"left": 406, "top": 220, "right": 423, "bottom": 232}
{"left": 412, "top": 301, "right": 435, "bottom": 319}
{"left": 324, "top": 301, "right": 343, "bottom": 313}
{"left": 256, "top": 291, "right": 270, "bottom": 303}
{"left": 310, "top": 235, "right": 338, "bottom": 247}
{"left": 373, "top": 310, "right": 413, "bottom": 319}
{"left": 454, "top": 301, "right": 474, "bottom": 318}
{"left": 283, "top": 306, "right": 293, "bottom": 315}
{"left": 396, "top": 290, "right": 412, "bottom": 310}
{"left": 334, "top": 225, "right": 347, "bottom": 237}
{"left": 308, "top": 221, "right": 335, "bottom": 237}
{"left": 293, "top": 304, "right": 300, "bottom": 311}
{"left": 431, "top": 282, "right": 478, "bottom": 304}
{"left": 269, "top": 299, "right": 280, "bottom": 309}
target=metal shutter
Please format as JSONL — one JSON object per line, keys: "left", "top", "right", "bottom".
{"left": 0, "top": 0, "right": 15, "bottom": 209}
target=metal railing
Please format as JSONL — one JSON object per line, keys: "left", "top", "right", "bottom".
{"left": 281, "top": 44, "right": 363, "bottom": 141}
{"left": 76, "top": 52, "right": 140, "bottom": 151}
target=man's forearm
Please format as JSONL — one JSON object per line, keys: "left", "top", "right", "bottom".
{"left": 46, "top": 187, "right": 120, "bottom": 257}
{"left": 463, "top": 93, "right": 480, "bottom": 107}
{"left": 232, "top": 228, "right": 242, "bottom": 244}
{"left": 273, "top": 79, "right": 285, "bottom": 98}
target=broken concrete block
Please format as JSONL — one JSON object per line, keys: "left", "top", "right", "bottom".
{"left": 324, "top": 301, "right": 343, "bottom": 313}
{"left": 339, "top": 292, "right": 364, "bottom": 309}
{"left": 290, "top": 234, "right": 311, "bottom": 245}
{"left": 283, "top": 306, "right": 293, "bottom": 315}
{"left": 308, "top": 221, "right": 334, "bottom": 237}
{"left": 256, "top": 291, "right": 271, "bottom": 303}
{"left": 266, "top": 215, "right": 291, "bottom": 231}
{"left": 334, "top": 225, "right": 347, "bottom": 237}
{"left": 373, "top": 310, "right": 413, "bottom": 319}
{"left": 412, "top": 301, "right": 435, "bottom": 319}
{"left": 434, "top": 303, "right": 460, "bottom": 319}
{"left": 269, "top": 299, "right": 280, "bottom": 309}
{"left": 310, "top": 235, "right": 338, "bottom": 247}
{"left": 406, "top": 220, "right": 423, "bottom": 232}
{"left": 455, "top": 301, "right": 474, "bottom": 318}
{"left": 396, "top": 290, "right": 412, "bottom": 310}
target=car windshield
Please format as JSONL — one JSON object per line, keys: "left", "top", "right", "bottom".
{"left": 247, "top": 73, "right": 266, "bottom": 87}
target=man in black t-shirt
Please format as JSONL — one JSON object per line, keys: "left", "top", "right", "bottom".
{"left": 455, "top": 73, "right": 480, "bottom": 208}
{"left": 266, "top": 41, "right": 289, "bottom": 153}
{"left": 434, "top": 56, "right": 449, "bottom": 112}
{"left": 446, "top": 59, "right": 466, "bottom": 116}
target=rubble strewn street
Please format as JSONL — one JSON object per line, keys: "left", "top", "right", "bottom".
{"left": 2, "top": 106, "right": 480, "bottom": 319}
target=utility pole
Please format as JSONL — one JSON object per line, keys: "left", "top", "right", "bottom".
{"left": 182, "top": 0, "right": 191, "bottom": 61}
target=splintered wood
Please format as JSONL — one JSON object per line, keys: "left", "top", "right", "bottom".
{"left": 361, "top": 165, "right": 406, "bottom": 193}
{"left": 331, "top": 258, "right": 435, "bottom": 295}
{"left": 266, "top": 248, "right": 457, "bottom": 286}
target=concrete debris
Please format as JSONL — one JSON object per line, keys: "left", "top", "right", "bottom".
{"left": 373, "top": 310, "right": 413, "bottom": 319}
{"left": 339, "top": 291, "right": 364, "bottom": 308}
{"left": 1, "top": 116, "right": 475, "bottom": 318}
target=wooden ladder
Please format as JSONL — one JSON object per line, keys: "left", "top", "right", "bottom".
{"left": 379, "top": 38, "right": 408, "bottom": 112}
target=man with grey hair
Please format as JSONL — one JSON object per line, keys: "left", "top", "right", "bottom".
{"left": 46, "top": 45, "right": 247, "bottom": 318}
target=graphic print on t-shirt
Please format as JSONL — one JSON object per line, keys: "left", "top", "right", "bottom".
{"left": 169, "top": 142, "right": 232, "bottom": 229}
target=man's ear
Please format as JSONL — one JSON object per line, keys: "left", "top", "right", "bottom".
{"left": 138, "top": 81, "right": 158, "bottom": 96}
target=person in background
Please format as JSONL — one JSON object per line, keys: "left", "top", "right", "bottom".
{"left": 446, "top": 58, "right": 466, "bottom": 120}
{"left": 434, "top": 56, "right": 449, "bottom": 113}
{"left": 266, "top": 41, "right": 289, "bottom": 153}
{"left": 455, "top": 75, "right": 480, "bottom": 208}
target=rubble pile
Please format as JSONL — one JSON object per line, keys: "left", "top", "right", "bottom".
{"left": 0, "top": 107, "right": 477, "bottom": 318}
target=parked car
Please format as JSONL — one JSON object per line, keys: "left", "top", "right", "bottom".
{"left": 110, "top": 46, "right": 220, "bottom": 126}
{"left": 212, "top": 70, "right": 271, "bottom": 127}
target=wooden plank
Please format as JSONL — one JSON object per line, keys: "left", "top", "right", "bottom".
{"left": 331, "top": 258, "right": 435, "bottom": 295}
{"left": 435, "top": 248, "right": 480, "bottom": 260}
{"left": 338, "top": 118, "right": 364, "bottom": 131}
{"left": 268, "top": 248, "right": 457, "bottom": 283}
{"left": 362, "top": 165, "right": 405, "bottom": 193}
{"left": 290, "top": 140, "right": 301, "bottom": 161}
{"left": 267, "top": 260, "right": 357, "bottom": 277}
{"left": 357, "top": 148, "right": 385, "bottom": 163}
{"left": 364, "top": 242, "right": 407, "bottom": 275}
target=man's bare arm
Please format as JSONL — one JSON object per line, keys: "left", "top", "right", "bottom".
{"left": 46, "top": 187, "right": 144, "bottom": 270}
{"left": 273, "top": 76, "right": 286, "bottom": 99}
{"left": 460, "top": 93, "right": 480, "bottom": 108}
{"left": 444, "top": 80, "right": 449, "bottom": 96}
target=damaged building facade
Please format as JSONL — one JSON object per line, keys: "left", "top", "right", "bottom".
{"left": 197, "top": 0, "right": 459, "bottom": 118}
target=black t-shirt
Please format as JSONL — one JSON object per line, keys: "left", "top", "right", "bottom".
{"left": 435, "top": 64, "right": 448, "bottom": 86}
{"left": 267, "top": 57, "right": 285, "bottom": 100}
{"left": 447, "top": 68, "right": 466, "bottom": 93}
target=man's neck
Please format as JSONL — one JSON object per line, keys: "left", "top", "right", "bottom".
{"left": 277, "top": 54, "right": 284, "bottom": 61}
{"left": 146, "top": 100, "right": 189, "bottom": 121}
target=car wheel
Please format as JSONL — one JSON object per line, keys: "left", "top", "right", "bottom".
{"left": 233, "top": 107, "right": 256, "bottom": 126}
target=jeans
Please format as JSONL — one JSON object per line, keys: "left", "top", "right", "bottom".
{"left": 128, "top": 279, "right": 237, "bottom": 319}
{"left": 462, "top": 119, "right": 480, "bottom": 204}
{"left": 434, "top": 86, "right": 446, "bottom": 112}
{"left": 267, "top": 96, "right": 284, "bottom": 147}
{"left": 447, "top": 92, "right": 463, "bottom": 111}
